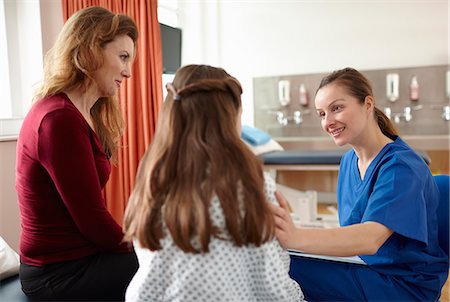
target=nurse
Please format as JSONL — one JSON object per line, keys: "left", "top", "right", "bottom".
{"left": 272, "top": 67, "right": 449, "bottom": 301}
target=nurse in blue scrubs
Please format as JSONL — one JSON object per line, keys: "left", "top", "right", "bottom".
{"left": 272, "top": 67, "right": 448, "bottom": 301}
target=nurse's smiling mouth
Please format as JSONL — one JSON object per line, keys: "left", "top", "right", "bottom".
{"left": 329, "top": 127, "right": 345, "bottom": 137}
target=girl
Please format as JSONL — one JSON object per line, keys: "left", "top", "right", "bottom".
{"left": 123, "top": 64, "right": 303, "bottom": 302}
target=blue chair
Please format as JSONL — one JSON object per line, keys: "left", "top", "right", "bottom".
{"left": 434, "top": 175, "right": 449, "bottom": 257}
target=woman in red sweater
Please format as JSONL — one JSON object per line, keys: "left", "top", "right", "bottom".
{"left": 16, "top": 6, "right": 138, "bottom": 301}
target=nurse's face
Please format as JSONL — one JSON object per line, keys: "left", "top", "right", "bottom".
{"left": 315, "top": 83, "right": 370, "bottom": 147}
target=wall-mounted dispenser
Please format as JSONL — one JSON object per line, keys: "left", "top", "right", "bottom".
{"left": 386, "top": 73, "right": 399, "bottom": 102}
{"left": 409, "top": 75, "right": 419, "bottom": 102}
{"left": 278, "top": 80, "right": 291, "bottom": 106}
{"left": 442, "top": 106, "right": 450, "bottom": 121}
{"left": 299, "top": 83, "right": 309, "bottom": 107}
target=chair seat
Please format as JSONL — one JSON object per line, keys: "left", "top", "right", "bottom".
{"left": 0, "top": 275, "right": 30, "bottom": 302}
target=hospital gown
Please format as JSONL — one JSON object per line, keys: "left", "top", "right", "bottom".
{"left": 126, "top": 173, "right": 303, "bottom": 302}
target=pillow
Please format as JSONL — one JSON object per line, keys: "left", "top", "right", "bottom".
{"left": 0, "top": 236, "right": 20, "bottom": 280}
{"left": 241, "top": 125, "right": 271, "bottom": 146}
{"left": 243, "top": 138, "right": 284, "bottom": 156}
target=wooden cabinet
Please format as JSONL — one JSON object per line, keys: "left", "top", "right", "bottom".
{"left": 427, "top": 150, "right": 450, "bottom": 175}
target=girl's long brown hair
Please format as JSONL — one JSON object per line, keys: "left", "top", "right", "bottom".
{"left": 35, "top": 6, "right": 138, "bottom": 160}
{"left": 124, "top": 65, "right": 275, "bottom": 253}
{"left": 317, "top": 67, "right": 398, "bottom": 140}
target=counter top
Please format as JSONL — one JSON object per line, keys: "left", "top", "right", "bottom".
{"left": 261, "top": 148, "right": 431, "bottom": 165}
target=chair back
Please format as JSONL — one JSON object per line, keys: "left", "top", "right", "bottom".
{"left": 434, "top": 175, "right": 450, "bottom": 257}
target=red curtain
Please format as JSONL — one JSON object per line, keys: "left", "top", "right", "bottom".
{"left": 62, "top": 0, "right": 163, "bottom": 224}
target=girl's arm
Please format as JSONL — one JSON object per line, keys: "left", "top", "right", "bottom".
{"left": 271, "top": 191, "right": 393, "bottom": 257}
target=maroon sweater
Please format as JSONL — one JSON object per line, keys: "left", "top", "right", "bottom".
{"left": 16, "top": 93, "right": 129, "bottom": 266}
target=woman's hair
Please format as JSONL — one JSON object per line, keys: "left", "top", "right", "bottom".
{"left": 124, "top": 64, "right": 274, "bottom": 253}
{"left": 35, "top": 6, "right": 138, "bottom": 160}
{"left": 317, "top": 67, "right": 398, "bottom": 140}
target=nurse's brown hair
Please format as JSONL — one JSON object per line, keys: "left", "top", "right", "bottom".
{"left": 124, "top": 64, "right": 274, "bottom": 253}
{"left": 317, "top": 67, "right": 398, "bottom": 140}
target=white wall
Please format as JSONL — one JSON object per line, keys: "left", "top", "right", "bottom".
{"left": 178, "top": 0, "right": 449, "bottom": 126}
{"left": 0, "top": 140, "right": 19, "bottom": 252}
{"left": 39, "top": 0, "right": 63, "bottom": 55}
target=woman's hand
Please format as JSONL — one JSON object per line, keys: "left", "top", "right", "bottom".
{"left": 270, "top": 190, "right": 301, "bottom": 250}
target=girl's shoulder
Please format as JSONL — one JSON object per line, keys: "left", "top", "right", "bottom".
{"left": 263, "top": 171, "right": 276, "bottom": 187}
{"left": 262, "top": 172, "right": 277, "bottom": 200}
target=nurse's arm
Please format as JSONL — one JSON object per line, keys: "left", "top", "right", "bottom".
{"left": 290, "top": 222, "right": 394, "bottom": 257}
{"left": 272, "top": 191, "right": 393, "bottom": 256}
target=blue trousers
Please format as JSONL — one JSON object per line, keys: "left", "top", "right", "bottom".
{"left": 289, "top": 256, "right": 443, "bottom": 302}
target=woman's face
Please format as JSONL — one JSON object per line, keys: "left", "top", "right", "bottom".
{"left": 315, "top": 83, "right": 371, "bottom": 147}
{"left": 92, "top": 34, "right": 135, "bottom": 97}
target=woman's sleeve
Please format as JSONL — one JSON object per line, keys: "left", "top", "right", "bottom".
{"left": 37, "top": 109, "right": 129, "bottom": 251}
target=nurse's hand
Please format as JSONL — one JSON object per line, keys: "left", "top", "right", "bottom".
{"left": 271, "top": 190, "right": 300, "bottom": 250}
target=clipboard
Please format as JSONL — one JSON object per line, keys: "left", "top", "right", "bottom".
{"left": 288, "top": 249, "right": 367, "bottom": 265}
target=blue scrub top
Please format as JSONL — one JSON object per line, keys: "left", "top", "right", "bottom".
{"left": 337, "top": 136, "right": 448, "bottom": 290}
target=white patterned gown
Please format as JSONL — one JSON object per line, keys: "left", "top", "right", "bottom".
{"left": 125, "top": 173, "right": 304, "bottom": 302}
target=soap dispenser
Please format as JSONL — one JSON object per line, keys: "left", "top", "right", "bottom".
{"left": 386, "top": 73, "right": 399, "bottom": 102}
{"left": 299, "top": 83, "right": 309, "bottom": 107}
{"left": 409, "top": 75, "right": 419, "bottom": 102}
{"left": 278, "top": 80, "right": 291, "bottom": 106}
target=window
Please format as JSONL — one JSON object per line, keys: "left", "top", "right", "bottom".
{"left": 158, "top": 0, "right": 179, "bottom": 100}
{"left": 0, "top": 1, "right": 11, "bottom": 118}
{"left": 0, "top": 0, "right": 43, "bottom": 137}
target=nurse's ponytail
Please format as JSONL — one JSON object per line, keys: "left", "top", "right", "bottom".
{"left": 374, "top": 107, "right": 397, "bottom": 140}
